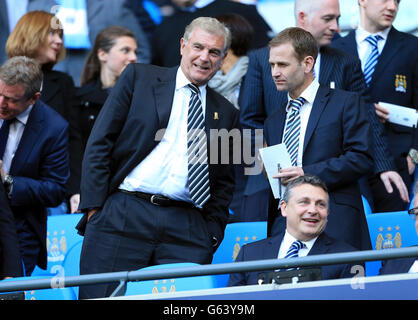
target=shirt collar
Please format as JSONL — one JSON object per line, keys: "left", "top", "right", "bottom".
{"left": 283, "top": 230, "right": 318, "bottom": 252}
{"left": 176, "top": 67, "right": 207, "bottom": 98}
{"left": 356, "top": 25, "right": 391, "bottom": 43}
{"left": 286, "top": 78, "right": 319, "bottom": 112}
{"left": 16, "top": 104, "right": 33, "bottom": 125}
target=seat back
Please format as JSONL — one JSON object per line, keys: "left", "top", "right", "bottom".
{"left": 41, "top": 214, "right": 83, "bottom": 275}
{"left": 211, "top": 221, "right": 267, "bottom": 287}
{"left": 125, "top": 263, "right": 216, "bottom": 296}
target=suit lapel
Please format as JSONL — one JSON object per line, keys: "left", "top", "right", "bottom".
{"left": 10, "top": 101, "right": 43, "bottom": 174}
{"left": 303, "top": 85, "right": 329, "bottom": 152}
{"left": 372, "top": 28, "right": 403, "bottom": 85}
{"left": 264, "top": 232, "right": 285, "bottom": 259}
{"left": 153, "top": 67, "right": 177, "bottom": 129}
{"left": 319, "top": 46, "right": 334, "bottom": 85}
{"left": 308, "top": 233, "right": 332, "bottom": 256}
{"left": 340, "top": 30, "right": 359, "bottom": 58}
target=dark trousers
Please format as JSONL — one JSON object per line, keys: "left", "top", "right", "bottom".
{"left": 15, "top": 219, "right": 40, "bottom": 276}
{"left": 78, "top": 191, "right": 213, "bottom": 299}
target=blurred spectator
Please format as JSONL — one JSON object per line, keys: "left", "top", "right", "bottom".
{"left": 71, "top": 26, "right": 138, "bottom": 213}
{"left": 6, "top": 10, "right": 82, "bottom": 212}
{"left": 208, "top": 13, "right": 254, "bottom": 110}
{"left": 151, "top": 0, "right": 273, "bottom": 67}
{"left": 26, "top": 0, "right": 150, "bottom": 85}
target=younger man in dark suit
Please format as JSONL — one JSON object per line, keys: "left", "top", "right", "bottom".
{"left": 0, "top": 56, "right": 69, "bottom": 276}
{"left": 77, "top": 17, "right": 239, "bottom": 299}
{"left": 228, "top": 175, "right": 358, "bottom": 286}
{"left": 264, "top": 27, "right": 373, "bottom": 250}
{"left": 332, "top": 0, "right": 417, "bottom": 212}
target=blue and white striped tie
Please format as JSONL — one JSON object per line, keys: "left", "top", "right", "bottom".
{"left": 283, "top": 97, "right": 305, "bottom": 166}
{"left": 187, "top": 84, "right": 210, "bottom": 207}
{"left": 364, "top": 35, "right": 383, "bottom": 86}
{"left": 284, "top": 240, "right": 306, "bottom": 270}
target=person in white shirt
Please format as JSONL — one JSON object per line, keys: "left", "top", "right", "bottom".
{"left": 228, "top": 174, "right": 358, "bottom": 286}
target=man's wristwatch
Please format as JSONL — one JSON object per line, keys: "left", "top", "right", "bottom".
{"left": 3, "top": 174, "right": 13, "bottom": 194}
{"left": 409, "top": 148, "right": 418, "bottom": 165}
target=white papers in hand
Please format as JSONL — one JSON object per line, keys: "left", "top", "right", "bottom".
{"left": 379, "top": 102, "right": 417, "bottom": 128}
{"left": 259, "top": 143, "right": 292, "bottom": 199}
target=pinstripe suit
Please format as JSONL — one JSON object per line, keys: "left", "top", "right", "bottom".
{"left": 238, "top": 45, "right": 395, "bottom": 222}
{"left": 332, "top": 27, "right": 418, "bottom": 211}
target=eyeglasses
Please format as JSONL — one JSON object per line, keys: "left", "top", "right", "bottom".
{"left": 408, "top": 207, "right": 418, "bottom": 220}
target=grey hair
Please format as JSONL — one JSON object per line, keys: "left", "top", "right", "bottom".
{"left": 282, "top": 174, "right": 329, "bottom": 203}
{"left": 183, "top": 16, "right": 232, "bottom": 55}
{"left": 0, "top": 56, "right": 43, "bottom": 98}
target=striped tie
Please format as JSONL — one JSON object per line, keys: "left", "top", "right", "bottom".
{"left": 187, "top": 84, "right": 210, "bottom": 207}
{"left": 0, "top": 119, "right": 12, "bottom": 159}
{"left": 284, "top": 240, "right": 306, "bottom": 270}
{"left": 364, "top": 35, "right": 383, "bottom": 86}
{"left": 283, "top": 97, "right": 305, "bottom": 166}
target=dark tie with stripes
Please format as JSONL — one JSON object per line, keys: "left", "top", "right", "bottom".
{"left": 284, "top": 240, "right": 306, "bottom": 270}
{"left": 187, "top": 84, "right": 210, "bottom": 207}
{"left": 283, "top": 97, "right": 305, "bottom": 166}
{"left": 0, "top": 119, "right": 13, "bottom": 159}
{"left": 364, "top": 34, "right": 383, "bottom": 86}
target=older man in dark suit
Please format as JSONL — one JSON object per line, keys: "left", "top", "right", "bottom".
{"left": 238, "top": 0, "right": 406, "bottom": 223}
{"left": 263, "top": 27, "right": 373, "bottom": 250}
{"left": 228, "top": 175, "right": 358, "bottom": 286}
{"left": 0, "top": 56, "right": 69, "bottom": 276}
{"left": 77, "top": 17, "right": 239, "bottom": 299}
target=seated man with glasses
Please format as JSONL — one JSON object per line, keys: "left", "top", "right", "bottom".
{"left": 379, "top": 181, "right": 418, "bottom": 275}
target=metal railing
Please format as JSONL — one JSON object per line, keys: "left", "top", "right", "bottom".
{"left": 0, "top": 246, "right": 417, "bottom": 295}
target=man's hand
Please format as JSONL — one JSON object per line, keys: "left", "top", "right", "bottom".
{"left": 406, "top": 155, "right": 416, "bottom": 176}
{"left": 374, "top": 103, "right": 389, "bottom": 123}
{"left": 69, "top": 194, "right": 80, "bottom": 213}
{"left": 272, "top": 166, "right": 304, "bottom": 185}
{"left": 0, "top": 160, "right": 6, "bottom": 183}
{"left": 380, "top": 171, "right": 409, "bottom": 203}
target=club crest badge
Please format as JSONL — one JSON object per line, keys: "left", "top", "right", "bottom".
{"left": 395, "top": 74, "right": 407, "bottom": 93}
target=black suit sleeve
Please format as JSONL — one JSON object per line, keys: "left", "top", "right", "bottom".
{"left": 0, "top": 183, "right": 23, "bottom": 278}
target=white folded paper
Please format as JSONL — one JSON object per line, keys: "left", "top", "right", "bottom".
{"left": 379, "top": 102, "right": 417, "bottom": 128}
{"left": 259, "top": 144, "right": 292, "bottom": 199}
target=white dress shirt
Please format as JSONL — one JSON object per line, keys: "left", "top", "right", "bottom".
{"left": 1, "top": 104, "right": 33, "bottom": 174}
{"left": 409, "top": 260, "right": 418, "bottom": 273}
{"left": 283, "top": 78, "right": 320, "bottom": 167}
{"left": 277, "top": 230, "right": 318, "bottom": 259}
{"left": 355, "top": 25, "right": 391, "bottom": 72}
{"left": 119, "top": 67, "right": 207, "bottom": 202}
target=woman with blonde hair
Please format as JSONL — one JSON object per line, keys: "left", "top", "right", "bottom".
{"left": 6, "top": 10, "right": 82, "bottom": 214}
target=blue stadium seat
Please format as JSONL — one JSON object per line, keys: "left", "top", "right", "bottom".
{"left": 211, "top": 221, "right": 267, "bottom": 287}
{"left": 125, "top": 263, "right": 217, "bottom": 296}
{"left": 363, "top": 196, "right": 418, "bottom": 276}
{"left": 40, "top": 214, "right": 83, "bottom": 275}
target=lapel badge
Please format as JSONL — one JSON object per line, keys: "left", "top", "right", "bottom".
{"left": 214, "top": 112, "right": 219, "bottom": 120}
{"left": 395, "top": 74, "right": 407, "bottom": 93}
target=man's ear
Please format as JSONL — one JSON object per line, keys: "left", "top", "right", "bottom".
{"left": 29, "top": 92, "right": 41, "bottom": 105}
{"left": 303, "top": 55, "right": 315, "bottom": 74}
{"left": 297, "top": 11, "right": 308, "bottom": 28}
{"left": 280, "top": 200, "right": 287, "bottom": 217}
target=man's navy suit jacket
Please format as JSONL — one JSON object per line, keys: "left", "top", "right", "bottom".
{"left": 227, "top": 231, "right": 357, "bottom": 286}
{"left": 332, "top": 27, "right": 418, "bottom": 160}
{"left": 379, "top": 256, "right": 416, "bottom": 275}
{"left": 79, "top": 63, "right": 239, "bottom": 248}
{"left": 264, "top": 85, "right": 373, "bottom": 250}
{"left": 239, "top": 45, "right": 395, "bottom": 174}
{"left": 7, "top": 99, "right": 69, "bottom": 269}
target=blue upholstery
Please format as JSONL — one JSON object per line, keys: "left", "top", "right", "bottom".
{"left": 364, "top": 196, "right": 418, "bottom": 276}
{"left": 125, "top": 263, "right": 217, "bottom": 296}
{"left": 211, "top": 221, "right": 267, "bottom": 287}
{"left": 38, "top": 214, "right": 83, "bottom": 275}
